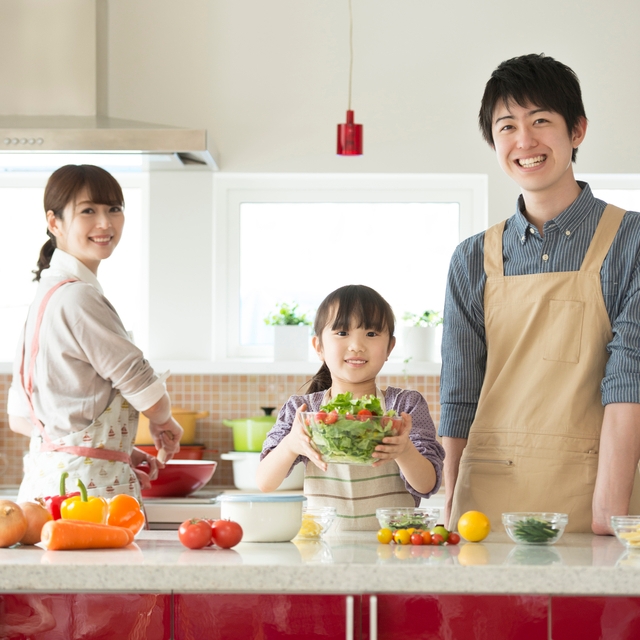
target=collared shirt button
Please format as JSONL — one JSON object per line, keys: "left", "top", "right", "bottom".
{"left": 565, "top": 230, "right": 571, "bottom": 236}
{"left": 521, "top": 235, "right": 526, "bottom": 242}
{"left": 542, "top": 254, "right": 549, "bottom": 261}
{"left": 529, "top": 227, "right": 536, "bottom": 234}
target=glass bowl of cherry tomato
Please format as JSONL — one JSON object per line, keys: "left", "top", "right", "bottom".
{"left": 376, "top": 507, "right": 440, "bottom": 533}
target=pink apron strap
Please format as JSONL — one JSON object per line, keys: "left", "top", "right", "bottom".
{"left": 20, "top": 278, "right": 130, "bottom": 465}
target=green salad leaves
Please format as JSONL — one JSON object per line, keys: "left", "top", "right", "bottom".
{"left": 305, "top": 393, "right": 399, "bottom": 465}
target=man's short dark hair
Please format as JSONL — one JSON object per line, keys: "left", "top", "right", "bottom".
{"left": 479, "top": 53, "right": 587, "bottom": 162}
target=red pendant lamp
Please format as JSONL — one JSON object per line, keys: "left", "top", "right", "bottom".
{"left": 337, "top": 0, "right": 362, "bottom": 155}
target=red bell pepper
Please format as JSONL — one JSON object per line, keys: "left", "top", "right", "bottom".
{"left": 44, "top": 472, "right": 81, "bottom": 520}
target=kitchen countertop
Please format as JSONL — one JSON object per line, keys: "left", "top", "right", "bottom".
{"left": 1, "top": 530, "right": 639, "bottom": 596}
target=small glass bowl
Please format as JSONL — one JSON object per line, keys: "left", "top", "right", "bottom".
{"left": 611, "top": 516, "right": 640, "bottom": 549}
{"left": 502, "top": 512, "right": 568, "bottom": 545}
{"left": 295, "top": 507, "right": 337, "bottom": 540}
{"left": 376, "top": 507, "right": 440, "bottom": 532}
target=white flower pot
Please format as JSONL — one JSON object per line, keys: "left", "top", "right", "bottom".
{"left": 273, "top": 325, "right": 310, "bottom": 361}
{"left": 402, "top": 326, "right": 439, "bottom": 362}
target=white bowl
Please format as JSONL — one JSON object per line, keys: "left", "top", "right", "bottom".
{"left": 221, "top": 452, "right": 304, "bottom": 491}
{"left": 217, "top": 493, "right": 306, "bottom": 542}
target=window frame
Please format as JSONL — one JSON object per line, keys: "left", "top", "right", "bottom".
{"left": 213, "top": 173, "right": 488, "bottom": 362}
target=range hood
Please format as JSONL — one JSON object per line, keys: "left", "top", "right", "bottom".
{"left": 0, "top": 115, "right": 219, "bottom": 170}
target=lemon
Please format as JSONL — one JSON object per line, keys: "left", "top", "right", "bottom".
{"left": 457, "top": 510, "right": 491, "bottom": 542}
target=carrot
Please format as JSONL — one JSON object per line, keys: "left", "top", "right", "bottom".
{"left": 40, "top": 519, "right": 134, "bottom": 550}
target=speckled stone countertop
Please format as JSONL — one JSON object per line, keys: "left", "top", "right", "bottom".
{"left": 1, "top": 531, "right": 639, "bottom": 596}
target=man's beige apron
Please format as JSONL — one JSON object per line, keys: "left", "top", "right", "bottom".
{"left": 17, "top": 279, "right": 141, "bottom": 503}
{"left": 304, "top": 389, "right": 415, "bottom": 531}
{"left": 450, "top": 204, "right": 640, "bottom": 533}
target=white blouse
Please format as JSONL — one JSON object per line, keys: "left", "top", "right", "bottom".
{"left": 8, "top": 249, "right": 166, "bottom": 439}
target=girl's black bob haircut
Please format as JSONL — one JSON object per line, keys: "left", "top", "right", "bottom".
{"left": 478, "top": 53, "right": 587, "bottom": 162}
{"left": 313, "top": 284, "right": 395, "bottom": 342}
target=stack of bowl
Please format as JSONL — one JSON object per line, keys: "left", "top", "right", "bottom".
{"left": 221, "top": 408, "right": 304, "bottom": 491}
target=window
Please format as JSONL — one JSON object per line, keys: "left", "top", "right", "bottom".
{"left": 214, "top": 173, "right": 487, "bottom": 360}
{"left": 0, "top": 166, "right": 147, "bottom": 363}
{"left": 577, "top": 174, "right": 640, "bottom": 212}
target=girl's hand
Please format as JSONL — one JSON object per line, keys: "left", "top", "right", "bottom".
{"left": 285, "top": 404, "right": 327, "bottom": 471}
{"left": 372, "top": 412, "right": 412, "bottom": 467}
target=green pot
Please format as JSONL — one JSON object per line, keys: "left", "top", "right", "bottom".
{"left": 222, "top": 416, "right": 277, "bottom": 452}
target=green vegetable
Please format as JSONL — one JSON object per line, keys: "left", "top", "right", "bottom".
{"left": 383, "top": 514, "right": 430, "bottom": 531}
{"left": 513, "top": 518, "right": 560, "bottom": 544}
{"left": 320, "top": 392, "right": 395, "bottom": 418}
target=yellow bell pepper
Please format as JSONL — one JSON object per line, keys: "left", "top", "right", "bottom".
{"left": 60, "top": 479, "right": 108, "bottom": 524}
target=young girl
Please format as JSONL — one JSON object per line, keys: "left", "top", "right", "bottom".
{"left": 257, "top": 284, "right": 444, "bottom": 531}
{"left": 8, "top": 164, "right": 183, "bottom": 502}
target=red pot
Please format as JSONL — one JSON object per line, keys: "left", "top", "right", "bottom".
{"left": 138, "top": 460, "right": 217, "bottom": 498}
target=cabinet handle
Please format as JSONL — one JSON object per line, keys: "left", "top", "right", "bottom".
{"left": 345, "top": 595, "right": 354, "bottom": 640}
{"left": 369, "top": 595, "right": 378, "bottom": 640}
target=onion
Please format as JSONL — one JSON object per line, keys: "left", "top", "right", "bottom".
{"left": 19, "top": 501, "right": 53, "bottom": 545}
{"left": 0, "top": 500, "right": 28, "bottom": 548}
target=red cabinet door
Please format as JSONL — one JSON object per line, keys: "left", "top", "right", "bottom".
{"left": 0, "top": 593, "right": 171, "bottom": 640}
{"left": 174, "top": 594, "right": 361, "bottom": 640}
{"left": 552, "top": 596, "right": 640, "bottom": 640}
{"left": 362, "top": 594, "right": 549, "bottom": 640}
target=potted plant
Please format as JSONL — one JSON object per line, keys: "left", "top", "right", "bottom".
{"left": 264, "top": 303, "right": 312, "bottom": 361}
{"left": 401, "top": 310, "right": 443, "bottom": 362}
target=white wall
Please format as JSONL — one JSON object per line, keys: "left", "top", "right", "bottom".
{"left": 105, "top": 0, "right": 640, "bottom": 224}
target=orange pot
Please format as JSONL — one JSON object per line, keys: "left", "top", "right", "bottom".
{"left": 135, "top": 407, "right": 209, "bottom": 445}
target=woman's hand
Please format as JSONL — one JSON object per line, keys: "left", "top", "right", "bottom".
{"left": 372, "top": 412, "right": 412, "bottom": 467}
{"left": 149, "top": 416, "right": 183, "bottom": 461}
{"left": 284, "top": 404, "right": 327, "bottom": 471}
{"left": 130, "top": 446, "right": 162, "bottom": 490}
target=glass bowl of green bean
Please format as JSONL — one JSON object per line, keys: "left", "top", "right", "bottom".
{"left": 502, "top": 512, "right": 568, "bottom": 545}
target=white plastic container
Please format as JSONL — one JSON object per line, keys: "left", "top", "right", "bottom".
{"left": 221, "top": 451, "right": 304, "bottom": 491}
{"left": 218, "top": 494, "right": 306, "bottom": 542}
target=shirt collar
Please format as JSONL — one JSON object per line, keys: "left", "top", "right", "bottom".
{"left": 45, "top": 249, "right": 104, "bottom": 295}
{"left": 513, "top": 181, "right": 595, "bottom": 244}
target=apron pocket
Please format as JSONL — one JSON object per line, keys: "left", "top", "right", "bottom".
{"left": 543, "top": 299, "right": 584, "bottom": 363}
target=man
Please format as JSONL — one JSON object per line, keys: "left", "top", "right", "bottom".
{"left": 439, "top": 53, "right": 640, "bottom": 534}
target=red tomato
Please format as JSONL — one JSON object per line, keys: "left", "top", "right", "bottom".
{"left": 357, "top": 409, "right": 373, "bottom": 421}
{"left": 421, "top": 530, "right": 432, "bottom": 545}
{"left": 315, "top": 411, "right": 328, "bottom": 423}
{"left": 431, "top": 533, "right": 444, "bottom": 546}
{"left": 447, "top": 532, "right": 461, "bottom": 545}
{"left": 324, "top": 411, "right": 338, "bottom": 424}
{"left": 211, "top": 519, "right": 243, "bottom": 549}
{"left": 178, "top": 518, "right": 212, "bottom": 549}
{"left": 345, "top": 414, "right": 356, "bottom": 421}
{"left": 410, "top": 533, "right": 423, "bottom": 546}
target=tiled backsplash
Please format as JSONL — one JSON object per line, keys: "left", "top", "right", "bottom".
{"left": 0, "top": 373, "right": 440, "bottom": 488}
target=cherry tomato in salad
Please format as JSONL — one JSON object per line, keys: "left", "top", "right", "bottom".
{"left": 324, "top": 411, "right": 338, "bottom": 424}
{"left": 447, "top": 532, "right": 461, "bottom": 545}
{"left": 345, "top": 414, "right": 356, "bottom": 421}
{"left": 357, "top": 409, "right": 373, "bottom": 421}
{"left": 315, "top": 411, "right": 328, "bottom": 423}
{"left": 211, "top": 519, "right": 243, "bottom": 549}
{"left": 178, "top": 518, "right": 212, "bottom": 549}
{"left": 410, "top": 533, "right": 424, "bottom": 545}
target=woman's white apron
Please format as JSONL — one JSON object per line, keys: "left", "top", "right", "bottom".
{"left": 17, "top": 279, "right": 141, "bottom": 502}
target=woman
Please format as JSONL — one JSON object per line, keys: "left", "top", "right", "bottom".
{"left": 8, "top": 164, "right": 183, "bottom": 502}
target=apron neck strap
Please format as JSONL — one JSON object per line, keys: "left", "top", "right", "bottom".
{"left": 579, "top": 204, "right": 626, "bottom": 274}
{"left": 483, "top": 220, "right": 507, "bottom": 278}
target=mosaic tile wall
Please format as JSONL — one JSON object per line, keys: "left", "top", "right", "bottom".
{"left": 0, "top": 373, "right": 441, "bottom": 488}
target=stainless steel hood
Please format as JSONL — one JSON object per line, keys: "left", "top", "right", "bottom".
{"left": 0, "top": 115, "right": 219, "bottom": 170}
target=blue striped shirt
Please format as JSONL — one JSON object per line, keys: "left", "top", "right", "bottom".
{"left": 439, "top": 182, "right": 640, "bottom": 439}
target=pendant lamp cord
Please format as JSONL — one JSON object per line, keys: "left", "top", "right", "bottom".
{"left": 348, "top": 0, "right": 353, "bottom": 111}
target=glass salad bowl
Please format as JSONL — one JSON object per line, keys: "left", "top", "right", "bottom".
{"left": 502, "top": 512, "right": 568, "bottom": 545}
{"left": 376, "top": 507, "right": 440, "bottom": 532}
{"left": 302, "top": 411, "right": 402, "bottom": 466}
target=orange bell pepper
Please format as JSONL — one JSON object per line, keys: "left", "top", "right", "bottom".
{"left": 107, "top": 494, "right": 145, "bottom": 534}
{"left": 60, "top": 479, "right": 108, "bottom": 524}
